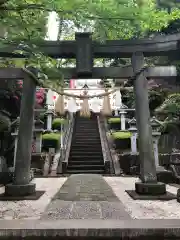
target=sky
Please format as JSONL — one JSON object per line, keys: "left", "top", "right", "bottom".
{"left": 46, "top": 12, "right": 59, "bottom": 40}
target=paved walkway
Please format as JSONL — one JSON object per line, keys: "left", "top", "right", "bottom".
{"left": 0, "top": 176, "right": 180, "bottom": 219}
{"left": 41, "top": 174, "right": 130, "bottom": 220}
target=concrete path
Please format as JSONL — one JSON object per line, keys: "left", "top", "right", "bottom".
{"left": 41, "top": 174, "right": 130, "bottom": 220}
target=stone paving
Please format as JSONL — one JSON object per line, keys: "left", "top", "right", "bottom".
{"left": 41, "top": 174, "right": 130, "bottom": 220}
{"left": 0, "top": 175, "right": 180, "bottom": 220}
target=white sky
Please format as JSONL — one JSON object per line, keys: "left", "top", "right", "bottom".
{"left": 46, "top": 12, "right": 59, "bottom": 40}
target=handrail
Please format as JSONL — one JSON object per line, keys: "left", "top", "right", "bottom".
{"left": 98, "top": 115, "right": 122, "bottom": 175}
{"left": 103, "top": 117, "right": 122, "bottom": 175}
{"left": 56, "top": 114, "right": 74, "bottom": 174}
{"left": 97, "top": 115, "right": 114, "bottom": 174}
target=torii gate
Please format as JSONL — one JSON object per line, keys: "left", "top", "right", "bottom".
{"left": 0, "top": 32, "right": 179, "bottom": 198}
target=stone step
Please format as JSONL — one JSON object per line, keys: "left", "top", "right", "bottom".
{"left": 75, "top": 120, "right": 97, "bottom": 122}
{"left": 74, "top": 129, "right": 99, "bottom": 132}
{"left": 72, "top": 136, "right": 100, "bottom": 141}
{"left": 69, "top": 155, "right": 103, "bottom": 160}
{"left": 71, "top": 142, "right": 101, "bottom": 145}
{"left": 68, "top": 160, "right": 104, "bottom": 165}
{"left": 73, "top": 129, "right": 99, "bottom": 132}
{"left": 70, "top": 146, "right": 102, "bottom": 151}
{"left": 69, "top": 151, "right": 103, "bottom": 156}
{"left": 75, "top": 125, "right": 98, "bottom": 127}
{"left": 71, "top": 141, "right": 101, "bottom": 146}
{"left": 72, "top": 136, "right": 100, "bottom": 140}
{"left": 67, "top": 165, "right": 105, "bottom": 170}
{"left": 66, "top": 169, "right": 105, "bottom": 174}
{"left": 72, "top": 139, "right": 101, "bottom": 143}
{"left": 73, "top": 129, "right": 99, "bottom": 133}
{"left": 68, "top": 161, "right": 104, "bottom": 165}
{"left": 66, "top": 116, "right": 105, "bottom": 174}
{"left": 75, "top": 122, "right": 97, "bottom": 125}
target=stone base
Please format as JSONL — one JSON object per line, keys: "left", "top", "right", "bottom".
{"left": 0, "top": 191, "right": 45, "bottom": 201}
{"left": 156, "top": 166, "right": 174, "bottom": 184}
{"left": 126, "top": 190, "right": 176, "bottom": 200}
{"left": 0, "top": 172, "right": 13, "bottom": 185}
{"left": 5, "top": 183, "right": 36, "bottom": 197}
{"left": 125, "top": 181, "right": 175, "bottom": 200}
{"left": 135, "top": 182, "right": 166, "bottom": 195}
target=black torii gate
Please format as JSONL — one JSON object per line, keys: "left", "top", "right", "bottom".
{"left": 0, "top": 32, "right": 179, "bottom": 198}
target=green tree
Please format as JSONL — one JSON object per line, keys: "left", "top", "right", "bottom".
{"left": 0, "top": 0, "right": 180, "bottom": 88}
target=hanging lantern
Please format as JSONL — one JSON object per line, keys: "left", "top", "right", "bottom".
{"left": 80, "top": 90, "right": 91, "bottom": 118}
{"left": 55, "top": 90, "right": 65, "bottom": 116}
{"left": 101, "top": 88, "right": 112, "bottom": 116}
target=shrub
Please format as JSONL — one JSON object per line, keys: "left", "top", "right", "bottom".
{"left": 108, "top": 117, "right": 121, "bottom": 123}
{"left": 112, "top": 131, "right": 131, "bottom": 139}
{"left": 112, "top": 131, "right": 132, "bottom": 151}
{"left": 42, "top": 132, "right": 62, "bottom": 150}
{"left": 107, "top": 117, "right": 121, "bottom": 130}
{"left": 52, "top": 118, "right": 67, "bottom": 130}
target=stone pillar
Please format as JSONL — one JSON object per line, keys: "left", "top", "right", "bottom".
{"left": 150, "top": 117, "right": 161, "bottom": 168}
{"left": 120, "top": 110, "right": 126, "bottom": 131}
{"left": 12, "top": 132, "right": 18, "bottom": 168}
{"left": 114, "top": 109, "right": 119, "bottom": 117}
{"left": 34, "top": 119, "right": 44, "bottom": 153}
{"left": 45, "top": 109, "right": 54, "bottom": 131}
{"left": 60, "top": 120, "right": 63, "bottom": 149}
{"left": 5, "top": 75, "right": 37, "bottom": 196}
{"left": 152, "top": 134, "right": 161, "bottom": 168}
{"left": 33, "top": 130, "right": 43, "bottom": 153}
{"left": 131, "top": 52, "right": 166, "bottom": 195}
{"left": 11, "top": 117, "right": 20, "bottom": 168}
{"left": 128, "top": 118, "right": 138, "bottom": 154}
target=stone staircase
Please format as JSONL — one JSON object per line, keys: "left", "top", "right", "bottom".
{"left": 67, "top": 115, "right": 105, "bottom": 174}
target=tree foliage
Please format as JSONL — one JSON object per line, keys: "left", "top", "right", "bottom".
{"left": 2, "top": 0, "right": 180, "bottom": 41}
{"left": 155, "top": 93, "right": 180, "bottom": 117}
{"left": 0, "top": 0, "right": 180, "bottom": 87}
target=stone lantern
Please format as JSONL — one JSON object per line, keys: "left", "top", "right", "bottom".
{"left": 119, "top": 109, "right": 127, "bottom": 130}
{"left": 45, "top": 109, "right": 54, "bottom": 131}
{"left": 150, "top": 116, "right": 161, "bottom": 168}
{"left": 128, "top": 117, "right": 138, "bottom": 154}
{"left": 33, "top": 119, "right": 44, "bottom": 153}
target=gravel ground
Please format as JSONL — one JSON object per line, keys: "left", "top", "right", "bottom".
{"left": 1, "top": 176, "right": 180, "bottom": 220}
{"left": 0, "top": 178, "right": 67, "bottom": 220}
{"left": 105, "top": 177, "right": 180, "bottom": 219}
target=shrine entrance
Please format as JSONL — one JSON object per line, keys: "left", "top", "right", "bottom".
{"left": 0, "top": 32, "right": 178, "bottom": 198}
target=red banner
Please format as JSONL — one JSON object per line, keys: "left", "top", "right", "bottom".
{"left": 69, "top": 79, "right": 75, "bottom": 89}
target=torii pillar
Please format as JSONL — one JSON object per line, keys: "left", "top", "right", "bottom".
{"left": 131, "top": 52, "right": 166, "bottom": 196}
{"left": 5, "top": 70, "right": 37, "bottom": 197}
